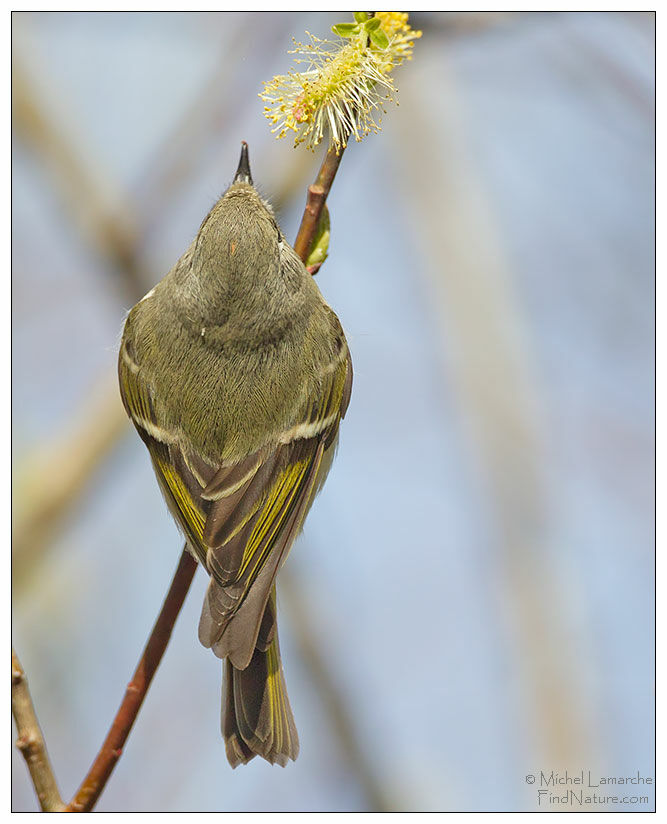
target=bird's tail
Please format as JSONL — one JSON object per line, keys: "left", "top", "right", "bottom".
{"left": 222, "top": 590, "right": 299, "bottom": 767}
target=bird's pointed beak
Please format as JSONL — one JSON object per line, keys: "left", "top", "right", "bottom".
{"left": 233, "top": 141, "right": 253, "bottom": 185}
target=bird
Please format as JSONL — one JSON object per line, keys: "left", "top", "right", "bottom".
{"left": 118, "top": 142, "right": 352, "bottom": 767}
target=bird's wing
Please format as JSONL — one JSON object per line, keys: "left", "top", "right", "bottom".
{"left": 118, "top": 332, "right": 352, "bottom": 669}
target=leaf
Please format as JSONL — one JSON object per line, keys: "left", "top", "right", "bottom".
{"left": 365, "top": 17, "right": 381, "bottom": 31}
{"left": 305, "top": 205, "right": 331, "bottom": 273}
{"left": 331, "top": 22, "right": 359, "bottom": 37}
{"left": 369, "top": 28, "right": 389, "bottom": 49}
{"left": 353, "top": 11, "right": 369, "bottom": 23}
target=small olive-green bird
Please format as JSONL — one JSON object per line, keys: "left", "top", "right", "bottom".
{"left": 118, "top": 143, "right": 352, "bottom": 767}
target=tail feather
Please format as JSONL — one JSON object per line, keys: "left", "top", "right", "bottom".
{"left": 222, "top": 599, "right": 299, "bottom": 767}
{"left": 222, "top": 660, "right": 255, "bottom": 766}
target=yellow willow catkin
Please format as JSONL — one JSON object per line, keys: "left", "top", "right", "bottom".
{"left": 260, "top": 12, "right": 421, "bottom": 152}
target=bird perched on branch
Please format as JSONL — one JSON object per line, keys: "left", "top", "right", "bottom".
{"left": 118, "top": 142, "right": 352, "bottom": 766}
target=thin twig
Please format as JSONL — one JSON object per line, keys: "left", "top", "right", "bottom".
{"left": 293, "top": 147, "right": 344, "bottom": 262}
{"left": 11, "top": 648, "right": 65, "bottom": 812}
{"left": 299, "top": 185, "right": 326, "bottom": 274}
{"left": 66, "top": 548, "right": 198, "bottom": 812}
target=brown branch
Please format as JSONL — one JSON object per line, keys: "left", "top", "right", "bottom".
{"left": 297, "top": 184, "right": 326, "bottom": 272}
{"left": 66, "top": 548, "right": 197, "bottom": 812}
{"left": 12, "top": 648, "right": 65, "bottom": 812}
{"left": 293, "top": 147, "right": 344, "bottom": 263}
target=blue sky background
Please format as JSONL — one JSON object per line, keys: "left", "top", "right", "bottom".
{"left": 12, "top": 11, "right": 654, "bottom": 812}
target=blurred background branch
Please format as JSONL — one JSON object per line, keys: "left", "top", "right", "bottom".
{"left": 12, "top": 379, "right": 128, "bottom": 586}
{"left": 12, "top": 53, "right": 143, "bottom": 303}
{"left": 395, "top": 66, "right": 590, "bottom": 774}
